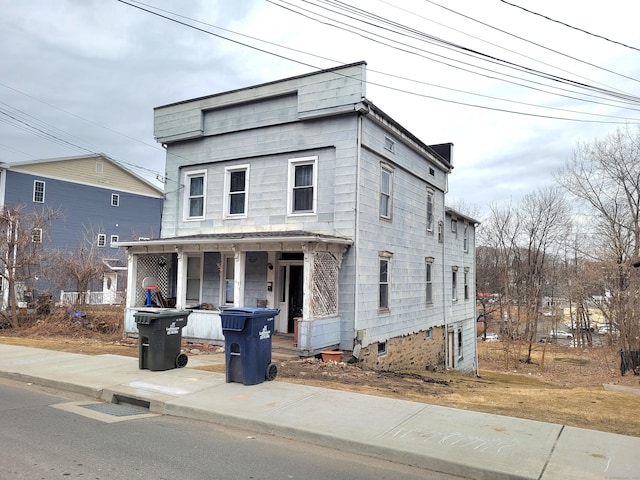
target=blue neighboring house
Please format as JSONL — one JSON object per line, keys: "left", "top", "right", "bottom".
{"left": 0, "top": 153, "right": 163, "bottom": 305}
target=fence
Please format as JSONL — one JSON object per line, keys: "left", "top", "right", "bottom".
{"left": 59, "top": 290, "right": 124, "bottom": 306}
{"left": 620, "top": 350, "right": 640, "bottom": 376}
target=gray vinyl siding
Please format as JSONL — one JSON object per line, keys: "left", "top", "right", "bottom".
{"left": 4, "top": 171, "right": 162, "bottom": 254}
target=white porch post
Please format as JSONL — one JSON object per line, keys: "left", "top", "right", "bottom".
{"left": 266, "top": 251, "right": 276, "bottom": 308}
{"left": 233, "top": 249, "right": 245, "bottom": 307}
{"left": 125, "top": 250, "right": 136, "bottom": 308}
{"left": 302, "top": 245, "right": 312, "bottom": 320}
{"left": 175, "top": 249, "right": 185, "bottom": 310}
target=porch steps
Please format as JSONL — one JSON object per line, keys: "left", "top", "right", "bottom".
{"left": 272, "top": 333, "right": 301, "bottom": 361}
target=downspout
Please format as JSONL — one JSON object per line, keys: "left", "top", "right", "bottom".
{"left": 353, "top": 103, "right": 366, "bottom": 356}
{"left": 473, "top": 223, "right": 479, "bottom": 376}
{"left": 443, "top": 173, "right": 449, "bottom": 369}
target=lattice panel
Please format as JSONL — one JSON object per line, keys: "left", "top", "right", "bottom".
{"left": 136, "top": 255, "right": 169, "bottom": 306}
{"left": 311, "top": 252, "right": 338, "bottom": 317}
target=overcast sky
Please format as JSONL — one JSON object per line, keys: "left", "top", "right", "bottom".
{"left": 2, "top": 0, "right": 639, "bottom": 216}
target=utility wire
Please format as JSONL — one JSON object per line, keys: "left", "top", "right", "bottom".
{"left": 119, "top": 0, "right": 640, "bottom": 123}
{"left": 499, "top": 0, "right": 640, "bottom": 53}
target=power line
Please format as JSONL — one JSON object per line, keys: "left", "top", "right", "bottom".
{"left": 118, "top": 0, "right": 640, "bottom": 124}
{"left": 499, "top": 0, "right": 640, "bottom": 53}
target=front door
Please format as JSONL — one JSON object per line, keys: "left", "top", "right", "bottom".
{"left": 277, "top": 262, "right": 303, "bottom": 333}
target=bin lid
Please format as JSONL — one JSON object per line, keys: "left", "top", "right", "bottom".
{"left": 220, "top": 307, "right": 280, "bottom": 317}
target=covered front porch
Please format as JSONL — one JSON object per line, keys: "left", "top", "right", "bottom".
{"left": 117, "top": 232, "right": 351, "bottom": 356}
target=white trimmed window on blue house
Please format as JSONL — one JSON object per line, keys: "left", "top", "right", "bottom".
{"left": 110, "top": 235, "right": 119, "bottom": 248}
{"left": 111, "top": 193, "right": 120, "bottom": 207}
{"left": 31, "top": 228, "right": 42, "bottom": 243}
{"left": 97, "top": 234, "right": 106, "bottom": 247}
{"left": 33, "top": 180, "right": 45, "bottom": 203}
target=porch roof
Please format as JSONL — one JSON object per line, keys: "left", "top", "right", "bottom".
{"left": 114, "top": 230, "right": 353, "bottom": 248}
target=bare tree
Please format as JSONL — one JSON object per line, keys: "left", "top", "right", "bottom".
{"left": 557, "top": 126, "right": 640, "bottom": 350}
{"left": 0, "top": 205, "right": 60, "bottom": 327}
{"left": 48, "top": 226, "right": 109, "bottom": 306}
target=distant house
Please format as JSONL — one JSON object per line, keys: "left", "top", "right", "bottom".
{"left": 117, "top": 62, "right": 478, "bottom": 373}
{"left": 0, "top": 154, "right": 163, "bottom": 305}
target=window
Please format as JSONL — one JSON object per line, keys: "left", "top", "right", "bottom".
{"left": 31, "top": 228, "right": 42, "bottom": 243}
{"left": 185, "top": 171, "right": 206, "bottom": 220}
{"left": 425, "top": 258, "right": 433, "bottom": 304}
{"left": 452, "top": 267, "right": 458, "bottom": 301}
{"left": 33, "top": 181, "right": 45, "bottom": 203}
{"left": 438, "top": 221, "right": 444, "bottom": 243}
{"left": 111, "top": 194, "right": 120, "bottom": 207}
{"left": 224, "top": 166, "right": 249, "bottom": 217}
{"left": 458, "top": 329, "right": 463, "bottom": 358}
{"left": 463, "top": 225, "right": 469, "bottom": 252}
{"left": 429, "top": 167, "right": 435, "bottom": 176}
{"left": 288, "top": 157, "right": 317, "bottom": 214}
{"left": 379, "top": 253, "right": 392, "bottom": 310}
{"left": 97, "top": 234, "right": 106, "bottom": 247}
{"left": 380, "top": 165, "right": 393, "bottom": 219}
{"left": 426, "top": 191, "right": 434, "bottom": 232}
{"left": 451, "top": 219, "right": 458, "bottom": 234}
{"left": 110, "top": 235, "right": 119, "bottom": 248}
{"left": 186, "top": 256, "right": 202, "bottom": 305}
{"left": 222, "top": 255, "right": 235, "bottom": 305}
{"left": 95, "top": 162, "right": 103, "bottom": 174}
{"left": 464, "top": 270, "right": 469, "bottom": 300}
{"left": 384, "top": 136, "right": 395, "bottom": 153}
{"left": 378, "top": 341, "right": 387, "bottom": 356}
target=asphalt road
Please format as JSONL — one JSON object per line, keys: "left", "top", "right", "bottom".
{"left": 0, "top": 377, "right": 465, "bottom": 479}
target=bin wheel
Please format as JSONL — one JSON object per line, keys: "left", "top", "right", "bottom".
{"left": 176, "top": 353, "right": 188, "bottom": 368}
{"left": 266, "top": 362, "right": 278, "bottom": 381}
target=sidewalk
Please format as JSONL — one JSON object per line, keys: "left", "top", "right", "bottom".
{"left": 0, "top": 343, "right": 637, "bottom": 480}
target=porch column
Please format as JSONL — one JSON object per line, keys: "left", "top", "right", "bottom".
{"left": 125, "top": 250, "right": 136, "bottom": 308}
{"left": 233, "top": 249, "right": 245, "bottom": 307}
{"left": 175, "top": 249, "right": 185, "bottom": 310}
{"left": 302, "top": 246, "right": 312, "bottom": 319}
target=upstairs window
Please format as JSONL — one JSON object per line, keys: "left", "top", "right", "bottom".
{"left": 380, "top": 165, "right": 393, "bottom": 220}
{"left": 452, "top": 267, "right": 458, "bottom": 301}
{"left": 33, "top": 180, "right": 45, "bottom": 203}
{"left": 451, "top": 219, "right": 458, "bottom": 234}
{"left": 110, "top": 235, "right": 119, "bottom": 248}
{"left": 111, "top": 193, "right": 120, "bottom": 207}
{"left": 185, "top": 171, "right": 206, "bottom": 220}
{"left": 463, "top": 225, "right": 469, "bottom": 252}
{"left": 464, "top": 269, "right": 470, "bottom": 300}
{"left": 438, "top": 221, "right": 444, "bottom": 243}
{"left": 225, "top": 166, "right": 249, "bottom": 217}
{"left": 384, "top": 136, "right": 395, "bottom": 153}
{"left": 97, "top": 234, "right": 106, "bottom": 248}
{"left": 289, "top": 157, "right": 317, "bottom": 214}
{"left": 426, "top": 191, "right": 434, "bottom": 232}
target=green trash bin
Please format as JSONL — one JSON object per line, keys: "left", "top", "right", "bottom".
{"left": 134, "top": 310, "right": 191, "bottom": 371}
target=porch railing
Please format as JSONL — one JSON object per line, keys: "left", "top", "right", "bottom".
{"left": 59, "top": 290, "right": 124, "bottom": 306}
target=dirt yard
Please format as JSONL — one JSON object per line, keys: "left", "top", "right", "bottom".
{"left": 1, "top": 307, "right": 639, "bottom": 437}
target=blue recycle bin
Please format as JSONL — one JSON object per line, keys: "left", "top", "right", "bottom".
{"left": 134, "top": 310, "right": 191, "bottom": 371}
{"left": 220, "top": 307, "right": 280, "bottom": 385}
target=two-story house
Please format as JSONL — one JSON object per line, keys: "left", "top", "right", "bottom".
{"left": 0, "top": 154, "right": 164, "bottom": 306}
{"left": 118, "top": 62, "right": 478, "bottom": 373}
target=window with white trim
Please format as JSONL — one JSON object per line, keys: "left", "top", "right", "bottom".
{"left": 110, "top": 235, "right": 119, "bottom": 248}
{"left": 452, "top": 266, "right": 458, "bottom": 301}
{"left": 425, "top": 257, "right": 434, "bottom": 304}
{"left": 31, "top": 228, "right": 42, "bottom": 243}
{"left": 33, "top": 181, "right": 45, "bottom": 203}
{"left": 426, "top": 190, "right": 434, "bottom": 232}
{"left": 186, "top": 255, "right": 202, "bottom": 305}
{"left": 464, "top": 269, "right": 469, "bottom": 300}
{"left": 184, "top": 170, "right": 206, "bottom": 220}
{"left": 380, "top": 165, "right": 393, "bottom": 220}
{"left": 111, "top": 194, "right": 120, "bottom": 207}
{"left": 451, "top": 219, "right": 458, "bottom": 234}
{"left": 384, "top": 136, "right": 395, "bottom": 153}
{"left": 288, "top": 157, "right": 317, "bottom": 214}
{"left": 463, "top": 224, "right": 469, "bottom": 252}
{"left": 438, "top": 221, "right": 444, "bottom": 243}
{"left": 224, "top": 165, "right": 249, "bottom": 217}
{"left": 97, "top": 234, "right": 106, "bottom": 247}
{"left": 458, "top": 329, "right": 463, "bottom": 358}
{"left": 379, "top": 252, "right": 392, "bottom": 310}
{"left": 222, "top": 255, "right": 235, "bottom": 306}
